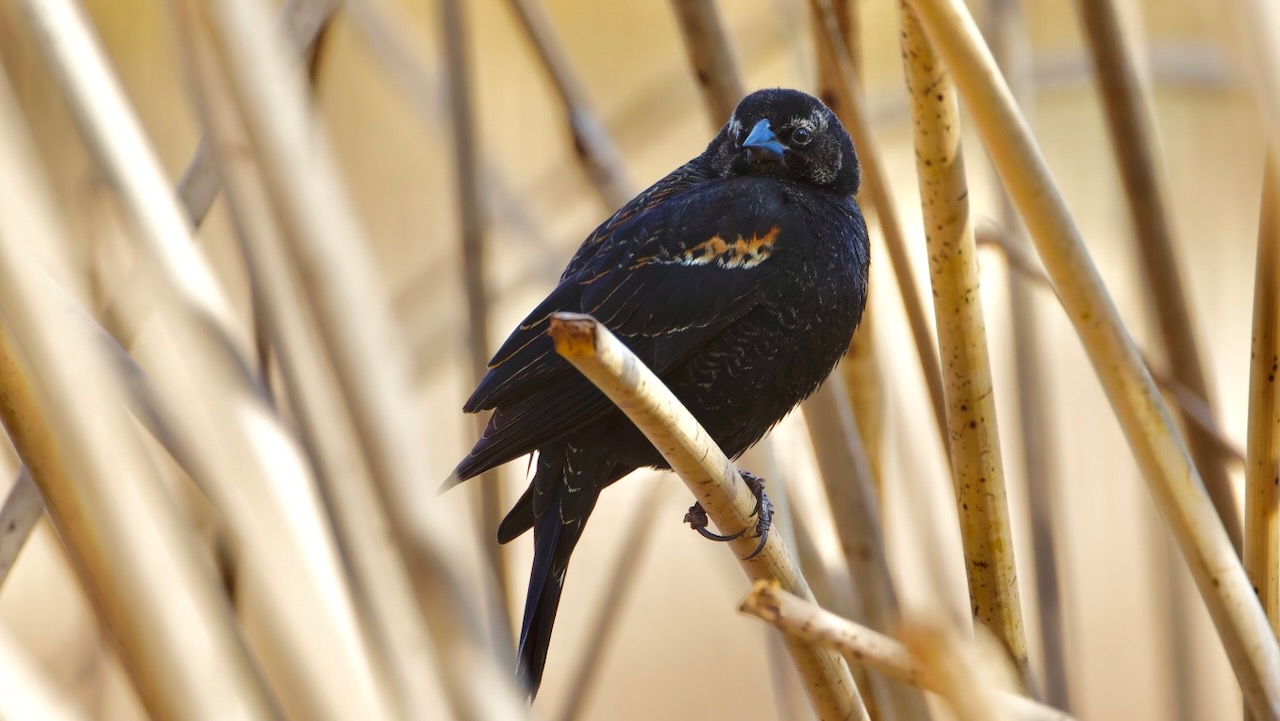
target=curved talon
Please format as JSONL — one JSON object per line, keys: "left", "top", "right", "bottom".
{"left": 684, "top": 502, "right": 746, "bottom": 542}
{"left": 739, "top": 471, "right": 773, "bottom": 560}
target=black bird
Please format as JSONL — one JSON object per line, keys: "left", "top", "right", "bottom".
{"left": 446, "top": 87, "right": 869, "bottom": 697}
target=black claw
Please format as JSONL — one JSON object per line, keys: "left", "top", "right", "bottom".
{"left": 684, "top": 502, "right": 746, "bottom": 542}
{"left": 740, "top": 471, "right": 773, "bottom": 560}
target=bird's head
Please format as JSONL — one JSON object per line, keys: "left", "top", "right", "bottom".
{"left": 707, "top": 88, "right": 860, "bottom": 196}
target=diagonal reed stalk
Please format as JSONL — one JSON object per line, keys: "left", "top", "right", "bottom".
{"left": 983, "top": 0, "right": 1073, "bottom": 708}
{"left": 0, "top": 466, "right": 41, "bottom": 589}
{"left": 1246, "top": 153, "right": 1280, "bottom": 720}
{"left": 905, "top": 0, "right": 1280, "bottom": 715}
{"left": 669, "top": 0, "right": 745, "bottom": 123}
{"left": 503, "top": 0, "right": 634, "bottom": 209}
{"left": 1078, "top": 0, "right": 1240, "bottom": 553}
{"left": 439, "top": 0, "right": 517, "bottom": 660}
{"left": 190, "top": 0, "right": 530, "bottom": 718}
{"left": 899, "top": 2, "right": 1028, "bottom": 680}
{"left": 809, "top": 0, "right": 950, "bottom": 452}
{"left": 0, "top": 69, "right": 277, "bottom": 721}
{"left": 548, "top": 313, "right": 869, "bottom": 721}
{"left": 740, "top": 581, "right": 1075, "bottom": 721}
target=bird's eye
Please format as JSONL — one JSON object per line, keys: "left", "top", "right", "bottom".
{"left": 791, "top": 127, "right": 813, "bottom": 146}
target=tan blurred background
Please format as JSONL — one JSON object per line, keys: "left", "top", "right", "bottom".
{"left": 0, "top": 0, "right": 1266, "bottom": 719}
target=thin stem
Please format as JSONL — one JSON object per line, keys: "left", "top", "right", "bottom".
{"left": 0, "top": 466, "right": 41, "bottom": 589}
{"left": 905, "top": 0, "right": 1280, "bottom": 714}
{"left": 669, "top": 0, "right": 745, "bottom": 124}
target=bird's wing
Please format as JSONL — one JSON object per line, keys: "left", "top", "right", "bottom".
{"left": 453, "top": 177, "right": 787, "bottom": 479}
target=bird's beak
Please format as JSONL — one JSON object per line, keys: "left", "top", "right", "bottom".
{"left": 742, "top": 119, "right": 786, "bottom": 163}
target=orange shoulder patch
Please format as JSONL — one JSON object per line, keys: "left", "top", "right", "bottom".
{"left": 677, "top": 227, "right": 780, "bottom": 269}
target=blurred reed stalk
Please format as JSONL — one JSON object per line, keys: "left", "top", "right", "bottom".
{"left": 439, "top": 0, "right": 517, "bottom": 659}
{"left": 0, "top": 467, "right": 40, "bottom": 588}
{"left": 188, "top": 0, "right": 531, "bottom": 717}
{"left": 557, "top": 481, "right": 669, "bottom": 721}
{"left": 812, "top": 0, "right": 888, "bottom": 491}
{"left": 899, "top": 2, "right": 1029, "bottom": 680}
{"left": 803, "top": 377, "right": 936, "bottom": 721}
{"left": 504, "top": 0, "right": 634, "bottom": 209}
{"left": 177, "top": 0, "right": 338, "bottom": 229}
{"left": 983, "top": 0, "right": 1073, "bottom": 708}
{"left": 669, "top": 0, "right": 745, "bottom": 122}
{"left": 0, "top": 625, "right": 94, "bottom": 721}
{"left": 13, "top": 1, "right": 404, "bottom": 719}
{"left": 1246, "top": 154, "right": 1280, "bottom": 690}
{"left": 905, "top": 0, "right": 1280, "bottom": 715}
{"left": 1078, "top": 0, "right": 1239, "bottom": 551}
{"left": 976, "top": 225, "right": 1248, "bottom": 465}
{"left": 809, "top": 0, "right": 950, "bottom": 451}
{"left": 0, "top": 67, "right": 277, "bottom": 721}
{"left": 740, "top": 581, "right": 1075, "bottom": 721}
{"left": 548, "top": 313, "right": 869, "bottom": 721}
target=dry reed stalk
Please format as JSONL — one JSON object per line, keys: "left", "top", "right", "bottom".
{"left": 740, "top": 581, "right": 1076, "bottom": 721}
{"left": 166, "top": 7, "right": 433, "bottom": 717}
{"left": 503, "top": 0, "right": 634, "bottom": 209}
{"left": 194, "top": 0, "right": 529, "bottom": 718}
{"left": 900, "top": 3, "right": 1027, "bottom": 678}
{"left": 976, "top": 225, "right": 1248, "bottom": 465}
{"left": 557, "top": 481, "right": 669, "bottom": 721}
{"left": 813, "top": 0, "right": 887, "bottom": 490}
{"left": 440, "top": 0, "right": 516, "bottom": 658}
{"left": 983, "top": 0, "right": 1072, "bottom": 707}
{"left": 809, "top": 0, "right": 950, "bottom": 450}
{"left": 1246, "top": 155, "right": 1280, "bottom": 637}
{"left": 176, "top": 0, "right": 339, "bottom": 228}
{"left": 802, "top": 377, "right": 935, "bottom": 720}
{"left": 548, "top": 313, "right": 868, "bottom": 721}
{"left": 0, "top": 71, "right": 276, "bottom": 721}
{"left": 905, "top": 0, "right": 1280, "bottom": 715}
{"left": 13, "top": 3, "right": 399, "bottom": 719}
{"left": 0, "top": 626, "right": 93, "bottom": 721}
{"left": 0, "top": 466, "right": 40, "bottom": 588}
{"left": 669, "top": 0, "right": 745, "bottom": 124}
{"left": 1078, "top": 0, "right": 1240, "bottom": 552}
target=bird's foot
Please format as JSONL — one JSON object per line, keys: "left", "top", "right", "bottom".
{"left": 683, "top": 470, "right": 773, "bottom": 560}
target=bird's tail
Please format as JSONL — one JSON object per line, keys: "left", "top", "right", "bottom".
{"left": 506, "top": 447, "right": 608, "bottom": 698}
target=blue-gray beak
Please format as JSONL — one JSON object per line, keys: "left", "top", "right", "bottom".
{"left": 742, "top": 119, "right": 786, "bottom": 163}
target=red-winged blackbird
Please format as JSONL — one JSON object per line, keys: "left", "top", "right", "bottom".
{"left": 447, "top": 88, "right": 868, "bottom": 697}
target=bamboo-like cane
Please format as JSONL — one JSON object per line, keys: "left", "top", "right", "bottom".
{"left": 740, "top": 581, "right": 1076, "bottom": 721}
{"left": 0, "top": 71, "right": 277, "bottom": 721}
{"left": 0, "top": 466, "right": 41, "bottom": 589}
{"left": 503, "top": 0, "right": 634, "bottom": 209}
{"left": 193, "top": 1, "right": 530, "bottom": 718}
{"left": 983, "top": 0, "right": 1073, "bottom": 708}
{"left": 440, "top": 0, "right": 516, "bottom": 659}
{"left": 669, "top": 0, "right": 745, "bottom": 124}
{"left": 905, "top": 0, "right": 1280, "bottom": 715}
{"left": 899, "top": 3, "right": 1027, "bottom": 678}
{"left": 0, "top": 625, "right": 93, "bottom": 721}
{"left": 813, "top": 0, "right": 888, "bottom": 492}
{"left": 1246, "top": 156, "right": 1280, "bottom": 639}
{"left": 176, "top": 0, "right": 339, "bottom": 228}
{"left": 809, "top": 0, "right": 950, "bottom": 450}
{"left": 802, "top": 377, "right": 935, "bottom": 720}
{"left": 1078, "top": 0, "right": 1241, "bottom": 552}
{"left": 548, "top": 313, "right": 868, "bottom": 721}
